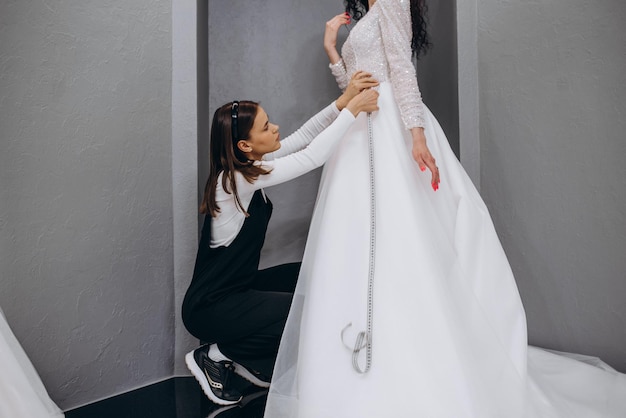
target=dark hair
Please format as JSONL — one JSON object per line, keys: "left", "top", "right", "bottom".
{"left": 200, "top": 100, "right": 271, "bottom": 217}
{"left": 344, "top": 0, "right": 431, "bottom": 59}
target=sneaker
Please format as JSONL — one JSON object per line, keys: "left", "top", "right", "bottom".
{"left": 185, "top": 345, "right": 242, "bottom": 405}
{"left": 233, "top": 362, "right": 271, "bottom": 388}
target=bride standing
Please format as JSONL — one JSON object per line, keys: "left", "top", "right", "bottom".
{"left": 264, "top": 0, "right": 626, "bottom": 417}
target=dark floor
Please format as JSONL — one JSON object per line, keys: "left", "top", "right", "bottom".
{"left": 65, "top": 376, "right": 267, "bottom": 418}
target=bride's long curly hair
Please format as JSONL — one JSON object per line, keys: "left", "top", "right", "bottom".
{"left": 344, "top": 0, "right": 431, "bottom": 59}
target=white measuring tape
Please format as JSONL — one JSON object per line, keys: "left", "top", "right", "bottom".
{"left": 341, "top": 112, "right": 376, "bottom": 374}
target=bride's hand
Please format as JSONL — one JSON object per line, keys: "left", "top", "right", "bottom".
{"left": 411, "top": 128, "right": 440, "bottom": 191}
{"left": 324, "top": 13, "right": 350, "bottom": 57}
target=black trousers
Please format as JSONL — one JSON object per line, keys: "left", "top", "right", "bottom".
{"left": 188, "top": 262, "right": 300, "bottom": 377}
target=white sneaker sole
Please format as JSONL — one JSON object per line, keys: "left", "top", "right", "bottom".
{"left": 206, "top": 404, "right": 238, "bottom": 418}
{"left": 185, "top": 350, "right": 242, "bottom": 406}
{"left": 233, "top": 362, "right": 270, "bottom": 388}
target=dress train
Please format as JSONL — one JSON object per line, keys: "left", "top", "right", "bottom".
{"left": 265, "top": 83, "right": 626, "bottom": 417}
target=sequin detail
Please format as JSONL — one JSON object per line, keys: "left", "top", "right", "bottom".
{"left": 329, "top": 60, "right": 349, "bottom": 91}
{"left": 329, "top": 0, "right": 425, "bottom": 129}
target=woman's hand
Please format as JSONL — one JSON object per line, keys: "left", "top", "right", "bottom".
{"left": 411, "top": 128, "right": 440, "bottom": 191}
{"left": 336, "top": 71, "right": 379, "bottom": 110}
{"left": 345, "top": 89, "right": 379, "bottom": 117}
{"left": 324, "top": 12, "right": 350, "bottom": 63}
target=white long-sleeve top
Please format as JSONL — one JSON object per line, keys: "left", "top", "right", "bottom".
{"left": 210, "top": 102, "right": 355, "bottom": 247}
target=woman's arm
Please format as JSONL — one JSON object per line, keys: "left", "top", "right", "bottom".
{"left": 266, "top": 71, "right": 379, "bottom": 160}
{"left": 378, "top": 0, "right": 439, "bottom": 187}
{"left": 265, "top": 103, "right": 341, "bottom": 160}
{"left": 378, "top": 0, "right": 424, "bottom": 129}
{"left": 252, "top": 110, "right": 355, "bottom": 189}
{"left": 324, "top": 13, "right": 351, "bottom": 90}
{"left": 240, "top": 89, "right": 379, "bottom": 192}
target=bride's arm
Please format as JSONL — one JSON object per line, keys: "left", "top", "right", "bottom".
{"left": 324, "top": 12, "right": 351, "bottom": 91}
{"left": 378, "top": 0, "right": 424, "bottom": 130}
{"left": 378, "top": 0, "right": 439, "bottom": 188}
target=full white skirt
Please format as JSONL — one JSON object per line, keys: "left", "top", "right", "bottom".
{"left": 265, "top": 83, "right": 626, "bottom": 417}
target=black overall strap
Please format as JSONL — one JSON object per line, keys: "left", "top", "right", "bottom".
{"left": 182, "top": 191, "right": 272, "bottom": 333}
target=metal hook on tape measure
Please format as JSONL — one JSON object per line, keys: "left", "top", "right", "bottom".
{"left": 341, "top": 323, "right": 370, "bottom": 374}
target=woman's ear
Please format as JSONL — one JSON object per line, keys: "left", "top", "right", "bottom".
{"left": 237, "top": 139, "right": 252, "bottom": 154}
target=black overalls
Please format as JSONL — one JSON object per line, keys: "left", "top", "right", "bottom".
{"left": 182, "top": 190, "right": 300, "bottom": 377}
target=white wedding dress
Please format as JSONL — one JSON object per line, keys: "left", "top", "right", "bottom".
{"left": 265, "top": 0, "right": 626, "bottom": 416}
{"left": 0, "top": 307, "right": 64, "bottom": 417}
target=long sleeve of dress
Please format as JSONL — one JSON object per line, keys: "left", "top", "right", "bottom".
{"left": 265, "top": 102, "right": 341, "bottom": 160}
{"left": 378, "top": 0, "right": 425, "bottom": 129}
{"left": 329, "top": 59, "right": 350, "bottom": 91}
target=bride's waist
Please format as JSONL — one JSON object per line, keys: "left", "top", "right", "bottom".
{"left": 346, "top": 64, "right": 390, "bottom": 84}
{"left": 369, "top": 81, "right": 393, "bottom": 94}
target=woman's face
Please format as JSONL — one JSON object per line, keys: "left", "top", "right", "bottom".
{"left": 239, "top": 106, "right": 281, "bottom": 159}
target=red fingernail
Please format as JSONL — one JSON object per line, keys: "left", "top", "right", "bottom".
{"left": 420, "top": 166, "right": 426, "bottom": 172}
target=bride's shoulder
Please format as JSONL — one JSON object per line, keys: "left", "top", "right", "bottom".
{"left": 376, "top": 0, "right": 410, "bottom": 12}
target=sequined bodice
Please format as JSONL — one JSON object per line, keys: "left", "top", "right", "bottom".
{"left": 342, "top": 8, "right": 389, "bottom": 83}
{"left": 329, "top": 0, "right": 425, "bottom": 129}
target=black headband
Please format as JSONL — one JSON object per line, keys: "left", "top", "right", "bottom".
{"left": 231, "top": 101, "right": 240, "bottom": 142}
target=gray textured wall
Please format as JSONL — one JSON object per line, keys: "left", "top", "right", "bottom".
{"left": 457, "top": 0, "right": 480, "bottom": 186}
{"left": 0, "top": 0, "right": 174, "bottom": 410}
{"left": 172, "top": 0, "right": 201, "bottom": 378}
{"left": 418, "top": 0, "right": 459, "bottom": 157}
{"left": 205, "top": 0, "right": 459, "bottom": 270}
{"left": 478, "top": 0, "right": 626, "bottom": 370}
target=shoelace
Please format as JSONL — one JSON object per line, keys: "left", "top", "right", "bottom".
{"left": 222, "top": 362, "right": 235, "bottom": 389}
{"left": 204, "top": 358, "right": 236, "bottom": 390}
